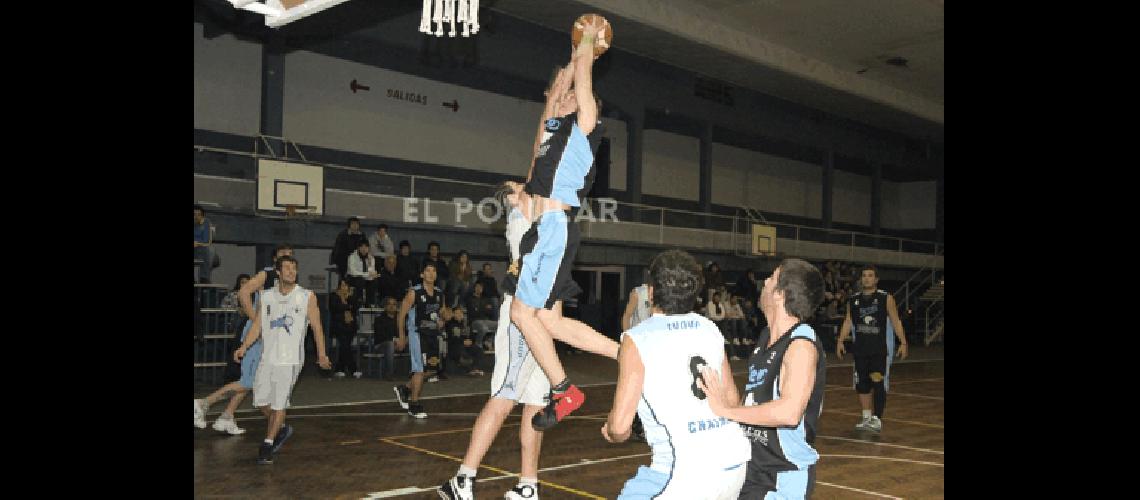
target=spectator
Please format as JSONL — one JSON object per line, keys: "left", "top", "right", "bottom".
{"left": 378, "top": 255, "right": 403, "bottom": 305}
{"left": 395, "top": 240, "right": 419, "bottom": 295}
{"left": 331, "top": 217, "right": 367, "bottom": 281}
{"left": 372, "top": 297, "right": 400, "bottom": 381}
{"left": 447, "top": 250, "right": 475, "bottom": 308}
{"left": 706, "top": 289, "right": 727, "bottom": 358}
{"left": 329, "top": 280, "right": 361, "bottom": 379}
{"left": 476, "top": 263, "right": 500, "bottom": 299}
{"left": 724, "top": 295, "right": 747, "bottom": 360}
{"left": 823, "top": 270, "right": 839, "bottom": 301}
{"left": 369, "top": 223, "right": 395, "bottom": 261}
{"left": 466, "top": 281, "right": 499, "bottom": 352}
{"left": 346, "top": 240, "right": 380, "bottom": 307}
{"left": 193, "top": 205, "right": 215, "bottom": 283}
{"left": 443, "top": 306, "right": 485, "bottom": 377}
{"left": 421, "top": 241, "right": 451, "bottom": 291}
{"left": 220, "top": 274, "right": 251, "bottom": 311}
{"left": 732, "top": 269, "right": 760, "bottom": 328}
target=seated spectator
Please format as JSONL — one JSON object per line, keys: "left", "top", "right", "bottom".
{"left": 395, "top": 240, "right": 418, "bottom": 294}
{"left": 476, "top": 263, "right": 500, "bottom": 299}
{"left": 330, "top": 279, "right": 361, "bottom": 379}
{"left": 443, "top": 307, "right": 484, "bottom": 377}
{"left": 724, "top": 294, "right": 748, "bottom": 360}
{"left": 466, "top": 282, "right": 499, "bottom": 352}
{"left": 369, "top": 223, "right": 395, "bottom": 261}
{"left": 705, "top": 289, "right": 728, "bottom": 355}
{"left": 377, "top": 255, "right": 403, "bottom": 305}
{"left": 331, "top": 217, "right": 367, "bottom": 281}
{"left": 705, "top": 262, "right": 725, "bottom": 301}
{"left": 421, "top": 241, "right": 451, "bottom": 293}
{"left": 447, "top": 250, "right": 475, "bottom": 308}
{"left": 193, "top": 205, "right": 215, "bottom": 283}
{"left": 372, "top": 297, "right": 400, "bottom": 381}
{"left": 346, "top": 240, "right": 380, "bottom": 307}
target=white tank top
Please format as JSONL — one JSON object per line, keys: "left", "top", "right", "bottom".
{"left": 624, "top": 312, "right": 751, "bottom": 475}
{"left": 506, "top": 208, "right": 529, "bottom": 261}
{"left": 629, "top": 284, "right": 652, "bottom": 329}
{"left": 258, "top": 284, "right": 312, "bottom": 366}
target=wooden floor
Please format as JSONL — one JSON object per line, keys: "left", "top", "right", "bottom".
{"left": 194, "top": 360, "right": 943, "bottom": 499}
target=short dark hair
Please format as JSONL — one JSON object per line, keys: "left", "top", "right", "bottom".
{"left": 861, "top": 264, "right": 878, "bottom": 277}
{"left": 422, "top": 260, "right": 438, "bottom": 273}
{"left": 357, "top": 239, "right": 370, "bottom": 248}
{"left": 427, "top": 241, "right": 440, "bottom": 250}
{"left": 399, "top": 240, "right": 411, "bottom": 249}
{"left": 193, "top": 204, "right": 205, "bottom": 214}
{"left": 275, "top": 255, "right": 299, "bottom": 271}
{"left": 482, "top": 263, "right": 492, "bottom": 269}
{"left": 378, "top": 223, "right": 389, "bottom": 231}
{"left": 273, "top": 243, "right": 293, "bottom": 258}
{"left": 348, "top": 217, "right": 360, "bottom": 225}
{"left": 774, "top": 258, "right": 824, "bottom": 321}
{"left": 648, "top": 249, "right": 704, "bottom": 315}
{"left": 232, "top": 273, "right": 251, "bottom": 291}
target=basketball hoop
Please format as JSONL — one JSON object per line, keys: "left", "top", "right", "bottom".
{"left": 420, "top": 0, "right": 480, "bottom": 37}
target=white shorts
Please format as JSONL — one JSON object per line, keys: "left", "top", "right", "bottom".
{"left": 619, "top": 463, "right": 746, "bottom": 500}
{"left": 490, "top": 294, "right": 550, "bottom": 406}
{"left": 253, "top": 362, "right": 302, "bottom": 411}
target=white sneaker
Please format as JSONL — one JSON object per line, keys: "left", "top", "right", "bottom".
{"left": 854, "top": 416, "right": 873, "bottom": 431}
{"left": 212, "top": 416, "right": 246, "bottom": 435}
{"left": 867, "top": 416, "right": 882, "bottom": 432}
{"left": 437, "top": 474, "right": 474, "bottom": 500}
{"left": 334, "top": 371, "right": 347, "bottom": 378}
{"left": 504, "top": 483, "right": 538, "bottom": 499}
{"left": 427, "top": 375, "right": 440, "bottom": 383}
{"left": 194, "top": 399, "right": 207, "bottom": 429}
{"left": 353, "top": 371, "right": 363, "bottom": 379}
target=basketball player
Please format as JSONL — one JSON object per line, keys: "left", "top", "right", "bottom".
{"left": 234, "top": 255, "right": 332, "bottom": 465}
{"left": 392, "top": 260, "right": 447, "bottom": 419}
{"left": 603, "top": 249, "right": 750, "bottom": 499}
{"left": 509, "top": 15, "right": 621, "bottom": 432}
{"left": 835, "top": 264, "right": 908, "bottom": 432}
{"left": 438, "top": 181, "right": 552, "bottom": 500}
{"left": 699, "top": 258, "right": 827, "bottom": 499}
{"left": 194, "top": 244, "right": 294, "bottom": 434}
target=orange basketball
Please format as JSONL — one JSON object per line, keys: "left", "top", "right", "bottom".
{"left": 571, "top": 13, "right": 612, "bottom": 57}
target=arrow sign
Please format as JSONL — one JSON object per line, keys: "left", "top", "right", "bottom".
{"left": 442, "top": 100, "right": 459, "bottom": 112}
{"left": 350, "top": 79, "right": 371, "bottom": 93}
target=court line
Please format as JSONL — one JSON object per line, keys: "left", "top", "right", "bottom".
{"left": 378, "top": 438, "right": 606, "bottom": 499}
{"left": 824, "top": 409, "right": 944, "bottom": 429}
{"left": 820, "top": 454, "right": 944, "bottom": 467}
{"left": 816, "top": 435, "right": 944, "bottom": 455}
{"left": 209, "top": 366, "right": 943, "bottom": 416}
{"left": 360, "top": 452, "right": 652, "bottom": 499}
{"left": 816, "top": 481, "right": 905, "bottom": 500}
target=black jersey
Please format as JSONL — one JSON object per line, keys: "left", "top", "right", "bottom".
{"left": 848, "top": 290, "right": 892, "bottom": 355}
{"left": 408, "top": 283, "right": 444, "bottom": 335}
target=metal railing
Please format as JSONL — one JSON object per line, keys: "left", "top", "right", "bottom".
{"left": 194, "top": 142, "right": 944, "bottom": 260}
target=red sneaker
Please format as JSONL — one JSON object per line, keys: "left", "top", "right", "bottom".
{"left": 531, "top": 384, "right": 586, "bottom": 431}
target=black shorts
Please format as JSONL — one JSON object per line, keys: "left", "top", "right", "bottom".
{"left": 853, "top": 352, "right": 889, "bottom": 393}
{"left": 739, "top": 462, "right": 815, "bottom": 499}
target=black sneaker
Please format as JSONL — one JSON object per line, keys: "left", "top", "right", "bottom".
{"left": 257, "top": 443, "right": 274, "bottom": 465}
{"left": 436, "top": 474, "right": 474, "bottom": 500}
{"left": 271, "top": 424, "right": 293, "bottom": 453}
{"left": 407, "top": 402, "right": 427, "bottom": 419}
{"left": 505, "top": 483, "right": 539, "bottom": 499}
{"left": 394, "top": 385, "right": 410, "bottom": 410}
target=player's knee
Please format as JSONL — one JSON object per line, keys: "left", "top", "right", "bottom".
{"left": 510, "top": 298, "right": 533, "bottom": 323}
{"left": 535, "top": 309, "right": 561, "bottom": 335}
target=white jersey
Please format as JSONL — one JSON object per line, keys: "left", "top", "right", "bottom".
{"left": 506, "top": 207, "right": 529, "bottom": 262}
{"left": 629, "top": 284, "right": 652, "bottom": 329}
{"left": 624, "top": 313, "right": 751, "bottom": 476}
{"left": 258, "top": 284, "right": 312, "bottom": 366}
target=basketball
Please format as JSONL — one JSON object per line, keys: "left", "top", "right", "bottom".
{"left": 571, "top": 13, "right": 612, "bottom": 57}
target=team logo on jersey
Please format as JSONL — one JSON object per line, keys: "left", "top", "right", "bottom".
{"left": 745, "top": 367, "right": 768, "bottom": 391}
{"left": 270, "top": 314, "right": 295, "bottom": 335}
{"left": 863, "top": 316, "right": 876, "bottom": 326}
{"left": 545, "top": 118, "right": 561, "bottom": 131}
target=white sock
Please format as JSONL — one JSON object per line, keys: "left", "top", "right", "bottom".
{"left": 862, "top": 409, "right": 872, "bottom": 419}
{"left": 458, "top": 465, "right": 477, "bottom": 478}
{"left": 519, "top": 477, "right": 537, "bottom": 486}
{"left": 264, "top": 439, "right": 273, "bottom": 445}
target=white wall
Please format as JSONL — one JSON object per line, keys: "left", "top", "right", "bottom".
{"left": 833, "top": 170, "right": 871, "bottom": 226}
{"left": 882, "top": 180, "right": 936, "bottom": 229}
{"left": 193, "top": 23, "right": 263, "bottom": 135}
{"left": 643, "top": 130, "right": 700, "bottom": 201}
{"left": 709, "top": 142, "right": 822, "bottom": 218}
